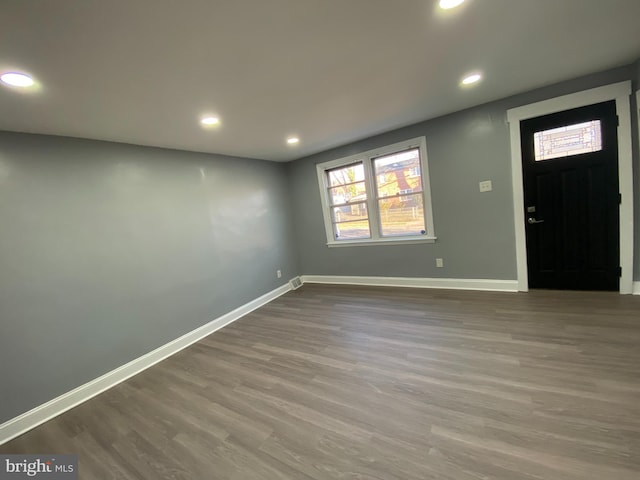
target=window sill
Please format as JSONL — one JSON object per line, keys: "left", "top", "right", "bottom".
{"left": 327, "top": 236, "right": 437, "bottom": 248}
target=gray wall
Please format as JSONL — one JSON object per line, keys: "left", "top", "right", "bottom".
{"left": 0, "top": 132, "right": 298, "bottom": 423}
{"left": 288, "top": 65, "right": 637, "bottom": 281}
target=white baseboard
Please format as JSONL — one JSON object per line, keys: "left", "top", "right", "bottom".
{"left": 0, "top": 283, "right": 292, "bottom": 446}
{"left": 633, "top": 282, "right": 640, "bottom": 295}
{"left": 300, "top": 275, "right": 519, "bottom": 292}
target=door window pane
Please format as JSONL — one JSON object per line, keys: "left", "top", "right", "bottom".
{"left": 533, "top": 120, "right": 602, "bottom": 161}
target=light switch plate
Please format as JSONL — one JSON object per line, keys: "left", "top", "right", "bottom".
{"left": 479, "top": 180, "right": 493, "bottom": 192}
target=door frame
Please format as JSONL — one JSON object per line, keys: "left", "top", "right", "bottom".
{"left": 507, "top": 81, "right": 633, "bottom": 294}
{"left": 636, "top": 89, "right": 640, "bottom": 295}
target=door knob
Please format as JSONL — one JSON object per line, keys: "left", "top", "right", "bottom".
{"left": 527, "top": 217, "right": 544, "bottom": 224}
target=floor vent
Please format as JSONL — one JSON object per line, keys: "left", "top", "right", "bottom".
{"left": 290, "top": 277, "right": 303, "bottom": 290}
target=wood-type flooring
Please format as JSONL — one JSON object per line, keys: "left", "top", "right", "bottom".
{"left": 2, "top": 284, "right": 639, "bottom": 479}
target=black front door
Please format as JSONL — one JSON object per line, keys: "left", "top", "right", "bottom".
{"left": 520, "top": 100, "right": 619, "bottom": 291}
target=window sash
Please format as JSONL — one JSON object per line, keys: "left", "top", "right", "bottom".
{"left": 377, "top": 192, "right": 426, "bottom": 237}
{"left": 372, "top": 147, "right": 427, "bottom": 237}
{"left": 372, "top": 147, "right": 424, "bottom": 200}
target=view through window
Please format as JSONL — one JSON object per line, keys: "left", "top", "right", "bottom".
{"left": 326, "top": 163, "right": 370, "bottom": 240}
{"left": 373, "top": 149, "right": 426, "bottom": 237}
{"left": 317, "top": 137, "right": 435, "bottom": 246}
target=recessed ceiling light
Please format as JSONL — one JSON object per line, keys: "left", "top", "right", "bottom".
{"left": 287, "top": 137, "right": 300, "bottom": 145}
{"left": 200, "top": 116, "right": 220, "bottom": 126}
{"left": 439, "top": 0, "right": 465, "bottom": 9}
{"left": 1, "top": 72, "right": 35, "bottom": 88}
{"left": 461, "top": 72, "right": 482, "bottom": 86}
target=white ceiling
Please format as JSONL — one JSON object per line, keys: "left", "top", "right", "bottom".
{"left": 1, "top": 0, "right": 639, "bottom": 162}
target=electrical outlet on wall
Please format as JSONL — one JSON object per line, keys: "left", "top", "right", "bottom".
{"left": 276, "top": 269, "right": 282, "bottom": 278}
{"left": 479, "top": 180, "right": 493, "bottom": 192}
{"left": 436, "top": 258, "right": 444, "bottom": 268}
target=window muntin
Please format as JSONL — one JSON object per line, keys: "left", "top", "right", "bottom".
{"left": 533, "top": 120, "right": 602, "bottom": 161}
{"left": 316, "top": 137, "right": 435, "bottom": 246}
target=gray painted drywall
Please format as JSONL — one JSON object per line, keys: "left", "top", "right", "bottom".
{"left": 288, "top": 65, "right": 636, "bottom": 281}
{"left": 0, "top": 132, "right": 298, "bottom": 423}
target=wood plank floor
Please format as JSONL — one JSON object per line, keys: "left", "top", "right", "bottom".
{"left": 2, "top": 284, "right": 640, "bottom": 479}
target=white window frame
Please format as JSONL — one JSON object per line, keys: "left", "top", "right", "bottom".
{"left": 316, "top": 136, "right": 436, "bottom": 247}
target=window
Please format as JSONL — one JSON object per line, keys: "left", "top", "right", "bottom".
{"left": 533, "top": 120, "right": 602, "bottom": 161}
{"left": 325, "top": 163, "right": 370, "bottom": 240}
{"left": 317, "top": 137, "right": 436, "bottom": 246}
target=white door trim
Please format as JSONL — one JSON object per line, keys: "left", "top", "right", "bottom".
{"left": 507, "top": 81, "right": 633, "bottom": 293}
